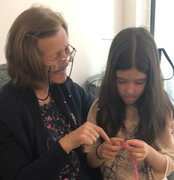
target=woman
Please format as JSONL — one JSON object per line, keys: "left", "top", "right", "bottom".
{"left": 0, "top": 6, "right": 109, "bottom": 180}
{"left": 85, "top": 27, "right": 174, "bottom": 180}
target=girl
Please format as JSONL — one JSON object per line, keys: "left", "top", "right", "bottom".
{"left": 85, "top": 27, "right": 174, "bottom": 180}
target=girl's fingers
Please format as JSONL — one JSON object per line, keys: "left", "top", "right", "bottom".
{"left": 110, "top": 137, "right": 125, "bottom": 145}
{"left": 102, "top": 151, "right": 118, "bottom": 159}
{"left": 126, "top": 139, "right": 143, "bottom": 148}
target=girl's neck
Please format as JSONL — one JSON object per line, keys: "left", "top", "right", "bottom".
{"left": 126, "top": 105, "right": 137, "bottom": 119}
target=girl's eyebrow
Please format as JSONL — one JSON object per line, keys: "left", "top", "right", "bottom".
{"left": 136, "top": 78, "right": 147, "bottom": 81}
{"left": 116, "top": 77, "right": 147, "bottom": 81}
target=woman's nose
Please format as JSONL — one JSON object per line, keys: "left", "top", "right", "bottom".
{"left": 59, "top": 51, "right": 66, "bottom": 59}
{"left": 61, "top": 58, "right": 69, "bottom": 67}
{"left": 59, "top": 51, "right": 69, "bottom": 66}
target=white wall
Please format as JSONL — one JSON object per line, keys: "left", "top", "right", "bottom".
{"left": 0, "top": 0, "right": 150, "bottom": 87}
{"left": 136, "top": 0, "right": 151, "bottom": 29}
{"left": 122, "top": 0, "right": 151, "bottom": 30}
{"left": 123, "top": 0, "right": 137, "bottom": 27}
{"left": 0, "top": 0, "right": 120, "bottom": 87}
{"left": 155, "top": 0, "right": 174, "bottom": 102}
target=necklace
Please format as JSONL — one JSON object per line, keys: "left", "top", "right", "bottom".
{"left": 36, "top": 89, "right": 50, "bottom": 101}
{"left": 36, "top": 66, "right": 51, "bottom": 101}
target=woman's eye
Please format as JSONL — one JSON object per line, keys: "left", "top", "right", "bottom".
{"left": 65, "top": 47, "right": 70, "bottom": 54}
{"left": 54, "top": 55, "right": 59, "bottom": 59}
{"left": 54, "top": 53, "right": 60, "bottom": 59}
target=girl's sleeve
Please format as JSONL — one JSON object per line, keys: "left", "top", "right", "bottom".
{"left": 84, "top": 99, "right": 100, "bottom": 154}
{"left": 151, "top": 116, "right": 174, "bottom": 179}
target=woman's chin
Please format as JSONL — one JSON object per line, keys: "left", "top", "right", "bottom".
{"left": 51, "top": 72, "right": 67, "bottom": 84}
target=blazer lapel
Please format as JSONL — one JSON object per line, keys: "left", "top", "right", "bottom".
{"left": 19, "top": 88, "right": 47, "bottom": 155}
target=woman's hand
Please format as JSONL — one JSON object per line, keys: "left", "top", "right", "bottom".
{"left": 97, "top": 137, "right": 124, "bottom": 160}
{"left": 59, "top": 122, "right": 110, "bottom": 153}
{"left": 124, "top": 139, "right": 150, "bottom": 161}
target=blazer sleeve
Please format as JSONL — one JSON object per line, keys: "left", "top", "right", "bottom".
{"left": 0, "top": 119, "right": 71, "bottom": 180}
{"left": 64, "top": 78, "right": 95, "bottom": 124}
{"left": 0, "top": 84, "right": 72, "bottom": 180}
{"left": 0, "top": 80, "right": 95, "bottom": 180}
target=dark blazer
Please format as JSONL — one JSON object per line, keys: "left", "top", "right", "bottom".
{"left": 0, "top": 78, "right": 96, "bottom": 180}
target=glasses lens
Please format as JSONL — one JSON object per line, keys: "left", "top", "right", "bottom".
{"left": 49, "top": 45, "right": 76, "bottom": 76}
{"left": 66, "top": 45, "right": 76, "bottom": 77}
{"left": 67, "top": 46, "right": 76, "bottom": 61}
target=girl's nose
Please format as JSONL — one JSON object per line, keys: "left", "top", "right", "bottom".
{"left": 126, "top": 83, "right": 135, "bottom": 95}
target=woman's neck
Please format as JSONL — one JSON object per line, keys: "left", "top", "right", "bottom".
{"left": 34, "top": 85, "right": 51, "bottom": 106}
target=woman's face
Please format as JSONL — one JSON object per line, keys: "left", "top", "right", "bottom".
{"left": 38, "top": 26, "right": 70, "bottom": 84}
{"left": 116, "top": 67, "right": 147, "bottom": 105}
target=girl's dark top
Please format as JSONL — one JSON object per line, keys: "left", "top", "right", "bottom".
{"left": 0, "top": 77, "right": 101, "bottom": 180}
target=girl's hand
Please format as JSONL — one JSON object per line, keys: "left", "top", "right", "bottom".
{"left": 124, "top": 139, "right": 150, "bottom": 161}
{"left": 97, "top": 137, "right": 124, "bottom": 160}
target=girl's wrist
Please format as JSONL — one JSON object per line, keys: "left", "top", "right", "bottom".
{"left": 145, "top": 144, "right": 152, "bottom": 161}
{"left": 96, "top": 144, "right": 104, "bottom": 160}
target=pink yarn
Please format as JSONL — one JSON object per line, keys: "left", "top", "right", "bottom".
{"left": 121, "top": 141, "right": 139, "bottom": 179}
{"left": 130, "top": 156, "right": 138, "bottom": 180}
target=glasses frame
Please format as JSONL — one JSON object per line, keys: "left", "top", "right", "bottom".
{"left": 67, "top": 44, "right": 76, "bottom": 77}
{"left": 38, "top": 44, "right": 76, "bottom": 101}
{"left": 45, "top": 44, "right": 76, "bottom": 77}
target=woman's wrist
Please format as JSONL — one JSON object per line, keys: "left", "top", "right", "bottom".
{"left": 96, "top": 144, "right": 104, "bottom": 160}
{"left": 59, "top": 134, "right": 73, "bottom": 154}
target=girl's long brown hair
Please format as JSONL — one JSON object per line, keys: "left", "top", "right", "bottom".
{"left": 97, "top": 27, "right": 174, "bottom": 144}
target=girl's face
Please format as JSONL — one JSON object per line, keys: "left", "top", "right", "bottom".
{"left": 38, "top": 26, "right": 69, "bottom": 84}
{"left": 116, "top": 67, "right": 147, "bottom": 105}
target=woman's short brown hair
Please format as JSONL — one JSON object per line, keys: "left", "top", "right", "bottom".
{"left": 5, "top": 6, "right": 68, "bottom": 89}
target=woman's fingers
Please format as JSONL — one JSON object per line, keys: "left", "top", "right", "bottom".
{"left": 89, "top": 123, "right": 110, "bottom": 143}
{"left": 68, "top": 122, "right": 110, "bottom": 148}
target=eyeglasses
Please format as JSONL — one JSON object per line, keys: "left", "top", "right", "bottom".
{"left": 47, "top": 44, "right": 76, "bottom": 77}
{"left": 64, "top": 44, "right": 76, "bottom": 77}
{"left": 27, "top": 34, "right": 76, "bottom": 77}
{"left": 38, "top": 44, "right": 76, "bottom": 101}
{"left": 66, "top": 44, "right": 76, "bottom": 64}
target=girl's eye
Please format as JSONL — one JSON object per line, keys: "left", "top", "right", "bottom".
{"left": 117, "top": 79, "right": 126, "bottom": 84}
{"left": 135, "top": 80, "right": 146, "bottom": 85}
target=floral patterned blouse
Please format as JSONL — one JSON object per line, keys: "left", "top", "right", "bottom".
{"left": 40, "top": 97, "right": 81, "bottom": 180}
